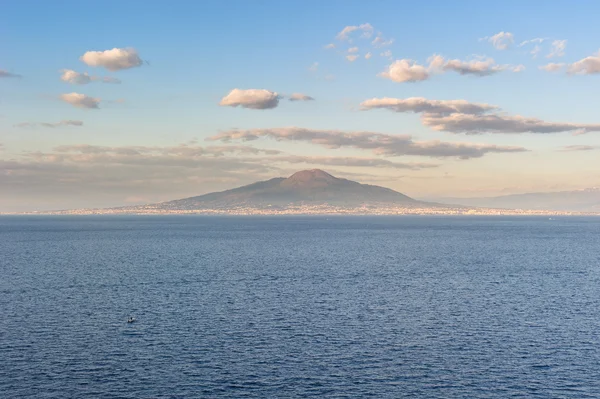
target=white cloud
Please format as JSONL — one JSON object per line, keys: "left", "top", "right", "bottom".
{"left": 336, "top": 23, "right": 374, "bottom": 40}
{"left": 324, "top": 43, "right": 335, "bottom": 49}
{"left": 427, "top": 54, "right": 446, "bottom": 70}
{"left": 15, "top": 120, "right": 84, "bottom": 128}
{"left": 288, "top": 93, "right": 315, "bottom": 102}
{"left": 443, "top": 57, "right": 505, "bottom": 76}
{"left": 379, "top": 59, "right": 430, "bottom": 83}
{"left": 59, "top": 93, "right": 100, "bottom": 109}
{"left": 380, "top": 50, "right": 392, "bottom": 59}
{"left": 539, "top": 63, "right": 565, "bottom": 72}
{"left": 422, "top": 113, "right": 600, "bottom": 135}
{"left": 80, "top": 47, "right": 143, "bottom": 71}
{"left": 360, "top": 97, "right": 497, "bottom": 115}
{"left": 60, "top": 69, "right": 93, "bottom": 84}
{"left": 483, "top": 31, "right": 514, "bottom": 50}
{"left": 372, "top": 36, "right": 394, "bottom": 48}
{"left": 559, "top": 145, "right": 598, "bottom": 152}
{"left": 365, "top": 52, "right": 372, "bottom": 60}
{"left": 547, "top": 40, "right": 567, "bottom": 58}
{"left": 568, "top": 51, "right": 600, "bottom": 75}
{"left": 219, "top": 89, "right": 280, "bottom": 110}
{"left": 348, "top": 47, "right": 359, "bottom": 53}
{"left": 519, "top": 38, "right": 546, "bottom": 47}
{"left": 60, "top": 69, "right": 122, "bottom": 84}
{"left": 0, "top": 70, "right": 22, "bottom": 78}
{"left": 361, "top": 96, "right": 600, "bottom": 135}
{"left": 381, "top": 55, "right": 511, "bottom": 83}
{"left": 530, "top": 45, "right": 542, "bottom": 58}
{"left": 346, "top": 55, "right": 359, "bottom": 62}
{"left": 208, "top": 127, "right": 527, "bottom": 159}
{"left": 308, "top": 62, "right": 319, "bottom": 72}
{"left": 511, "top": 64, "right": 525, "bottom": 72}
{"left": 273, "top": 155, "right": 437, "bottom": 170}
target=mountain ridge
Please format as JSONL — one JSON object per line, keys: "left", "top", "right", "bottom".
{"left": 430, "top": 188, "right": 600, "bottom": 212}
{"left": 161, "top": 169, "right": 422, "bottom": 210}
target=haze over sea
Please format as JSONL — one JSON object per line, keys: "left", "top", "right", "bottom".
{"left": 2, "top": 216, "right": 600, "bottom": 398}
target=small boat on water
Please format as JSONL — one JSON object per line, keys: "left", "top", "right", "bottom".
{"left": 127, "top": 317, "right": 136, "bottom": 323}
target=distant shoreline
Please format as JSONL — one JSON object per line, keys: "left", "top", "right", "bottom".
{"left": 3, "top": 207, "right": 599, "bottom": 217}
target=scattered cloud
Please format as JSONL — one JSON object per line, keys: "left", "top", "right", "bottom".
{"left": 442, "top": 57, "right": 505, "bottom": 76}
{"left": 360, "top": 97, "right": 497, "bottom": 115}
{"left": 60, "top": 69, "right": 92, "bottom": 84}
{"left": 52, "top": 143, "right": 282, "bottom": 157}
{"left": 59, "top": 93, "right": 100, "bottom": 109}
{"left": 324, "top": 43, "right": 335, "bottom": 49}
{"left": 380, "top": 55, "right": 515, "bottom": 83}
{"left": 422, "top": 113, "right": 600, "bottom": 135}
{"left": 208, "top": 127, "right": 527, "bottom": 159}
{"left": 482, "top": 31, "right": 514, "bottom": 50}
{"left": 0, "top": 70, "right": 22, "bottom": 78}
{"left": 379, "top": 59, "right": 430, "bottom": 83}
{"left": 519, "top": 38, "right": 546, "bottom": 47}
{"left": 288, "top": 93, "right": 315, "bottom": 102}
{"left": 372, "top": 36, "right": 394, "bottom": 48}
{"left": 308, "top": 62, "right": 319, "bottom": 72}
{"left": 547, "top": 40, "right": 567, "bottom": 58}
{"left": 328, "top": 24, "right": 392, "bottom": 64}
{"left": 272, "top": 155, "right": 438, "bottom": 170}
{"left": 60, "top": 69, "right": 122, "bottom": 85}
{"left": 568, "top": 51, "right": 600, "bottom": 75}
{"left": 559, "top": 145, "right": 598, "bottom": 152}
{"left": 219, "top": 89, "right": 280, "bottom": 109}
{"left": 539, "top": 63, "right": 565, "bottom": 72}
{"left": 361, "top": 96, "right": 600, "bottom": 135}
{"left": 520, "top": 37, "right": 567, "bottom": 59}
{"left": 80, "top": 47, "right": 143, "bottom": 71}
{"left": 14, "top": 120, "right": 83, "bottom": 129}
{"left": 219, "top": 89, "right": 314, "bottom": 108}
{"left": 530, "top": 45, "right": 542, "bottom": 58}
{"left": 380, "top": 50, "right": 392, "bottom": 59}
{"left": 336, "top": 23, "right": 374, "bottom": 40}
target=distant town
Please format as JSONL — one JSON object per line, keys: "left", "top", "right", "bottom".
{"left": 17, "top": 203, "right": 598, "bottom": 217}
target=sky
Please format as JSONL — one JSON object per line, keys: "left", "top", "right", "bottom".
{"left": 2, "top": 0, "right": 600, "bottom": 211}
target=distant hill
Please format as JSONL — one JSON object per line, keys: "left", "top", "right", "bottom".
{"left": 430, "top": 188, "right": 600, "bottom": 212}
{"left": 158, "top": 169, "right": 424, "bottom": 210}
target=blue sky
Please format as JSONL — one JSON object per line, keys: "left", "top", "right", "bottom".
{"left": 2, "top": 0, "right": 600, "bottom": 211}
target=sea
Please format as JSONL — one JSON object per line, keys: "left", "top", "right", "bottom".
{"left": 1, "top": 215, "right": 600, "bottom": 398}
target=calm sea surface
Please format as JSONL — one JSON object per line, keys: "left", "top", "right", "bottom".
{"left": 1, "top": 216, "right": 600, "bottom": 398}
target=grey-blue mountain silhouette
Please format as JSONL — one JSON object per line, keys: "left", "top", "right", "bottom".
{"left": 160, "top": 169, "right": 422, "bottom": 210}
{"left": 431, "top": 188, "right": 600, "bottom": 212}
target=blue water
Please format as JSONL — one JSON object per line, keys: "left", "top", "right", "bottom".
{"left": 2, "top": 216, "right": 600, "bottom": 398}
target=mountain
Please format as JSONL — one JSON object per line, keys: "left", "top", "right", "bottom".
{"left": 158, "top": 169, "right": 422, "bottom": 210}
{"left": 430, "top": 188, "right": 600, "bottom": 212}
{"left": 33, "top": 169, "right": 597, "bottom": 215}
